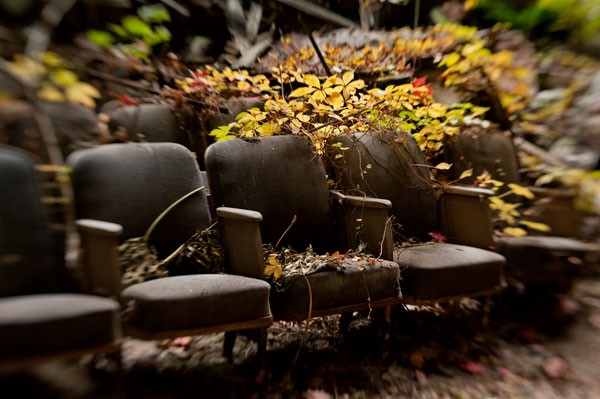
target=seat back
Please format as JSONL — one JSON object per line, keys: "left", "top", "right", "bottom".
{"left": 330, "top": 132, "right": 439, "bottom": 242}
{"left": 0, "top": 147, "right": 67, "bottom": 296}
{"left": 205, "top": 136, "right": 336, "bottom": 253}
{"left": 445, "top": 130, "right": 521, "bottom": 184}
{"left": 69, "top": 143, "right": 212, "bottom": 258}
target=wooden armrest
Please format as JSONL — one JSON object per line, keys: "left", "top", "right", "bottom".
{"left": 443, "top": 185, "right": 495, "bottom": 198}
{"left": 330, "top": 191, "right": 394, "bottom": 261}
{"left": 76, "top": 219, "right": 123, "bottom": 298}
{"left": 216, "top": 207, "right": 264, "bottom": 279}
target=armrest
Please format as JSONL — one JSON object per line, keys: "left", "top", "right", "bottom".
{"left": 528, "top": 186, "right": 574, "bottom": 200}
{"left": 75, "top": 219, "right": 123, "bottom": 298}
{"left": 330, "top": 191, "right": 394, "bottom": 261}
{"left": 526, "top": 187, "right": 583, "bottom": 238}
{"left": 443, "top": 185, "right": 495, "bottom": 198}
{"left": 216, "top": 207, "right": 265, "bottom": 279}
{"left": 438, "top": 186, "right": 495, "bottom": 249}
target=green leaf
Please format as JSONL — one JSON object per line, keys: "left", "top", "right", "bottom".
{"left": 138, "top": 4, "right": 171, "bottom": 24}
{"left": 86, "top": 30, "right": 115, "bottom": 47}
{"left": 121, "top": 15, "right": 153, "bottom": 38}
{"left": 107, "top": 23, "right": 129, "bottom": 38}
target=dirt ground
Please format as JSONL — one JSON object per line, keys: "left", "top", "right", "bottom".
{"left": 2, "top": 269, "right": 600, "bottom": 399}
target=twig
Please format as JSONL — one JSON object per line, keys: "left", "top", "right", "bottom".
{"left": 274, "top": 0, "right": 359, "bottom": 28}
{"left": 274, "top": 215, "right": 297, "bottom": 250}
{"left": 144, "top": 187, "right": 205, "bottom": 243}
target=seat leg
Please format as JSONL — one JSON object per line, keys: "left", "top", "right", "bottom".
{"left": 256, "top": 327, "right": 268, "bottom": 383}
{"left": 223, "top": 331, "right": 237, "bottom": 363}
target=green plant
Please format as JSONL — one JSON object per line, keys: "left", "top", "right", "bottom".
{"left": 86, "top": 3, "right": 172, "bottom": 61}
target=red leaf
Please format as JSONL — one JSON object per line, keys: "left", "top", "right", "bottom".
{"left": 412, "top": 76, "right": 427, "bottom": 87}
{"left": 462, "top": 360, "right": 486, "bottom": 374}
{"left": 117, "top": 93, "right": 136, "bottom": 105}
{"left": 428, "top": 232, "right": 447, "bottom": 243}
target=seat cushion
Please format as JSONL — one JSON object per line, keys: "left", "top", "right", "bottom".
{"left": 270, "top": 260, "right": 400, "bottom": 321}
{"left": 0, "top": 294, "right": 121, "bottom": 357}
{"left": 121, "top": 274, "right": 271, "bottom": 333}
{"left": 496, "top": 236, "right": 598, "bottom": 289}
{"left": 394, "top": 243, "right": 505, "bottom": 301}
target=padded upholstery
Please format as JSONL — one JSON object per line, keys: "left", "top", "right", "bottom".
{"left": 496, "top": 236, "right": 597, "bottom": 290}
{"left": 0, "top": 146, "right": 121, "bottom": 362}
{"left": 0, "top": 294, "right": 120, "bottom": 357}
{"left": 329, "top": 132, "right": 505, "bottom": 300}
{"left": 395, "top": 243, "right": 505, "bottom": 300}
{"left": 271, "top": 260, "right": 400, "bottom": 320}
{"left": 0, "top": 148, "right": 67, "bottom": 296}
{"left": 122, "top": 274, "right": 271, "bottom": 332}
{"left": 69, "top": 142, "right": 212, "bottom": 257}
{"left": 445, "top": 130, "right": 521, "bottom": 184}
{"left": 331, "top": 132, "right": 439, "bottom": 242}
{"left": 206, "top": 135, "right": 337, "bottom": 253}
{"left": 206, "top": 136, "right": 402, "bottom": 321}
{"left": 107, "top": 104, "right": 206, "bottom": 168}
{"left": 69, "top": 142, "right": 272, "bottom": 342}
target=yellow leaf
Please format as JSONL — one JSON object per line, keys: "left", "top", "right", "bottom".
{"left": 289, "top": 86, "right": 316, "bottom": 98}
{"left": 428, "top": 103, "right": 447, "bottom": 118}
{"left": 326, "top": 91, "right": 345, "bottom": 109}
{"left": 42, "top": 52, "right": 65, "bottom": 68}
{"left": 51, "top": 69, "right": 78, "bottom": 87}
{"left": 519, "top": 220, "right": 551, "bottom": 232}
{"left": 303, "top": 74, "right": 321, "bottom": 88}
{"left": 38, "top": 84, "right": 65, "bottom": 103}
{"left": 65, "top": 82, "right": 100, "bottom": 108}
{"left": 508, "top": 183, "right": 535, "bottom": 199}
{"left": 459, "top": 169, "right": 473, "bottom": 180}
{"left": 503, "top": 227, "right": 527, "bottom": 237}
{"left": 443, "top": 52, "right": 461, "bottom": 67}
{"left": 434, "top": 162, "right": 453, "bottom": 170}
{"left": 342, "top": 70, "right": 354, "bottom": 85}
{"left": 237, "top": 81, "right": 251, "bottom": 91}
{"left": 264, "top": 255, "right": 283, "bottom": 279}
{"left": 296, "top": 113, "right": 310, "bottom": 123}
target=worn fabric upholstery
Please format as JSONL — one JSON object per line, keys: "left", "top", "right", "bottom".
{"left": 0, "top": 294, "right": 120, "bottom": 357}
{"left": 69, "top": 142, "right": 272, "bottom": 342}
{"left": 206, "top": 135, "right": 337, "bottom": 253}
{"left": 331, "top": 132, "right": 438, "bottom": 241}
{"left": 330, "top": 132, "right": 504, "bottom": 300}
{"left": 0, "top": 146, "right": 121, "bottom": 361}
{"left": 444, "top": 131, "right": 598, "bottom": 288}
{"left": 270, "top": 260, "right": 400, "bottom": 320}
{"left": 122, "top": 274, "right": 271, "bottom": 332}
{"left": 0, "top": 148, "right": 66, "bottom": 296}
{"left": 205, "top": 136, "right": 402, "bottom": 321}
{"left": 445, "top": 131, "right": 521, "bottom": 184}
{"left": 395, "top": 243, "right": 505, "bottom": 300}
{"left": 69, "top": 142, "right": 211, "bottom": 257}
{"left": 107, "top": 104, "right": 206, "bottom": 168}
